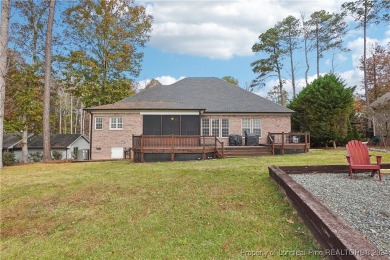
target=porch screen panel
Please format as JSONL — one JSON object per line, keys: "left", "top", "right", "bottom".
{"left": 143, "top": 115, "right": 161, "bottom": 135}
{"left": 162, "top": 115, "right": 180, "bottom": 135}
{"left": 181, "top": 115, "right": 200, "bottom": 135}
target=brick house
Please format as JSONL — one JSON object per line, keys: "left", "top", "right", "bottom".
{"left": 86, "top": 77, "right": 293, "bottom": 161}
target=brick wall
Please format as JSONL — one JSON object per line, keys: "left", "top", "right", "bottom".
{"left": 201, "top": 114, "right": 291, "bottom": 145}
{"left": 91, "top": 112, "right": 142, "bottom": 160}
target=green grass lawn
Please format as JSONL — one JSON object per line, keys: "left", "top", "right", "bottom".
{"left": 1, "top": 149, "right": 389, "bottom": 259}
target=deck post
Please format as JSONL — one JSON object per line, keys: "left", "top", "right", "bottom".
{"left": 281, "top": 132, "right": 285, "bottom": 155}
{"left": 214, "top": 137, "right": 217, "bottom": 159}
{"left": 141, "top": 135, "right": 144, "bottom": 163}
{"left": 171, "top": 135, "right": 174, "bottom": 162}
{"left": 268, "top": 132, "right": 275, "bottom": 155}
{"left": 304, "top": 133, "right": 308, "bottom": 153}
{"left": 132, "top": 135, "right": 134, "bottom": 162}
{"left": 202, "top": 136, "right": 206, "bottom": 160}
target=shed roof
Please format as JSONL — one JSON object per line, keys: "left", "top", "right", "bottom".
{"left": 3, "top": 134, "right": 23, "bottom": 149}
{"left": 14, "top": 134, "right": 89, "bottom": 149}
{"left": 87, "top": 77, "right": 293, "bottom": 114}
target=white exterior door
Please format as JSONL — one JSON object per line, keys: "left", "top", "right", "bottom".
{"left": 111, "top": 147, "right": 124, "bottom": 159}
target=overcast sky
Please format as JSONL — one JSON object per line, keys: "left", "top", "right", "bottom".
{"left": 136, "top": 0, "right": 390, "bottom": 99}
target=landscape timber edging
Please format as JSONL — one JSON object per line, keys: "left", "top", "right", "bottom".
{"left": 268, "top": 165, "right": 389, "bottom": 260}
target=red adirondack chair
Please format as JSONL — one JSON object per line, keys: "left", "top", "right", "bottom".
{"left": 346, "top": 140, "right": 382, "bottom": 181}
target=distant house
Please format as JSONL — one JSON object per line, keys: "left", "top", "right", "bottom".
{"left": 13, "top": 134, "right": 90, "bottom": 162}
{"left": 86, "top": 77, "right": 294, "bottom": 161}
{"left": 2, "top": 133, "right": 32, "bottom": 152}
{"left": 371, "top": 92, "right": 390, "bottom": 146}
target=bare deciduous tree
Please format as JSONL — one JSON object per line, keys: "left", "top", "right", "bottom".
{"left": 0, "top": 0, "right": 11, "bottom": 168}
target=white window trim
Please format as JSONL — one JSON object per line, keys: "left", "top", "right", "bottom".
{"left": 221, "top": 119, "right": 229, "bottom": 138}
{"left": 202, "top": 118, "right": 229, "bottom": 138}
{"left": 242, "top": 118, "right": 262, "bottom": 137}
{"left": 201, "top": 118, "right": 210, "bottom": 136}
{"left": 95, "top": 117, "right": 103, "bottom": 130}
{"left": 109, "top": 117, "right": 123, "bottom": 130}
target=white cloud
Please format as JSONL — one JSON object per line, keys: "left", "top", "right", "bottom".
{"left": 339, "top": 69, "right": 363, "bottom": 92}
{"left": 143, "top": 0, "right": 345, "bottom": 59}
{"left": 386, "top": 25, "right": 390, "bottom": 37}
{"left": 156, "top": 75, "right": 186, "bottom": 85}
{"left": 137, "top": 75, "right": 185, "bottom": 90}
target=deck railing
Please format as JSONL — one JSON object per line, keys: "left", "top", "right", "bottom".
{"left": 132, "top": 135, "right": 224, "bottom": 162}
{"left": 268, "top": 132, "right": 310, "bottom": 155}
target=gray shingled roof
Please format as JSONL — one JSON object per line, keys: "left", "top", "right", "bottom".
{"left": 88, "top": 77, "right": 293, "bottom": 113}
{"left": 371, "top": 92, "right": 390, "bottom": 109}
{"left": 14, "top": 134, "right": 88, "bottom": 149}
{"left": 3, "top": 134, "right": 23, "bottom": 149}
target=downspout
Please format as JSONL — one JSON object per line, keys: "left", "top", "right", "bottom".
{"left": 199, "top": 110, "right": 201, "bottom": 135}
{"left": 89, "top": 111, "right": 93, "bottom": 160}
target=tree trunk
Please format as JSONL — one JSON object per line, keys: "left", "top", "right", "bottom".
{"left": 42, "top": 0, "right": 56, "bottom": 162}
{"left": 272, "top": 45, "right": 285, "bottom": 106}
{"left": 21, "top": 121, "right": 28, "bottom": 163}
{"left": 304, "top": 42, "right": 309, "bottom": 87}
{"left": 276, "top": 62, "right": 284, "bottom": 106}
{"left": 290, "top": 51, "right": 296, "bottom": 98}
{"left": 33, "top": 24, "right": 38, "bottom": 64}
{"left": 363, "top": 2, "right": 371, "bottom": 132}
{"left": 372, "top": 52, "right": 377, "bottom": 100}
{"left": 59, "top": 96, "right": 62, "bottom": 133}
{"left": 70, "top": 94, "right": 73, "bottom": 134}
{"left": 288, "top": 29, "right": 296, "bottom": 98}
{"left": 0, "top": 0, "right": 10, "bottom": 169}
{"left": 301, "top": 13, "right": 310, "bottom": 87}
{"left": 316, "top": 25, "right": 320, "bottom": 78}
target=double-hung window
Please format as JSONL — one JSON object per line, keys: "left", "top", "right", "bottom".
{"left": 201, "top": 118, "right": 229, "bottom": 138}
{"left": 242, "top": 118, "right": 261, "bottom": 137}
{"left": 110, "top": 117, "right": 123, "bottom": 130}
{"left": 202, "top": 119, "right": 210, "bottom": 136}
{"left": 242, "top": 119, "right": 251, "bottom": 136}
{"left": 211, "top": 119, "right": 220, "bottom": 136}
{"left": 221, "top": 119, "right": 229, "bottom": 137}
{"left": 95, "top": 117, "right": 103, "bottom": 130}
{"left": 252, "top": 119, "right": 261, "bottom": 135}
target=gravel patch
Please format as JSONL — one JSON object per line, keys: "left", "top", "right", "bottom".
{"left": 369, "top": 148, "right": 390, "bottom": 153}
{"left": 291, "top": 173, "right": 390, "bottom": 254}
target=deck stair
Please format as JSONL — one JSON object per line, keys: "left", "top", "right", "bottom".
{"left": 224, "top": 146, "right": 272, "bottom": 158}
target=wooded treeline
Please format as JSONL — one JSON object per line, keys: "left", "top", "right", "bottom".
{"left": 251, "top": 0, "right": 390, "bottom": 108}
{"left": 0, "top": 0, "right": 153, "bottom": 166}
{"left": 251, "top": 0, "right": 390, "bottom": 146}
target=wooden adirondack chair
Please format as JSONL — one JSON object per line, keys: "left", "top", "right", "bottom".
{"left": 346, "top": 140, "right": 382, "bottom": 181}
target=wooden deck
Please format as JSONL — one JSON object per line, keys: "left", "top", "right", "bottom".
{"left": 268, "top": 132, "right": 310, "bottom": 155}
{"left": 224, "top": 146, "right": 272, "bottom": 157}
{"left": 132, "top": 135, "right": 224, "bottom": 162}
{"left": 131, "top": 132, "right": 310, "bottom": 162}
